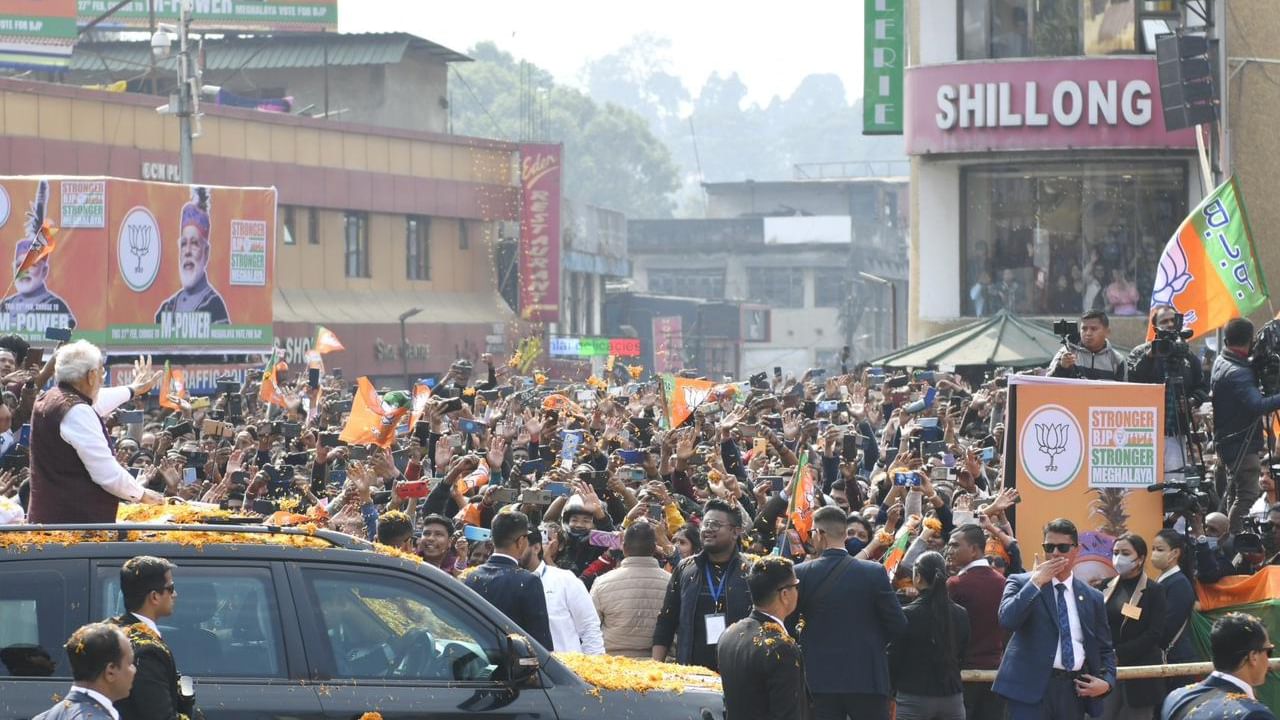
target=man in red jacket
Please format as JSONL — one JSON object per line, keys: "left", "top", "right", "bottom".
{"left": 946, "top": 523, "right": 1008, "bottom": 720}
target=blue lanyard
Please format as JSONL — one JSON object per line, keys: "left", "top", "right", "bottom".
{"left": 705, "top": 562, "right": 730, "bottom": 607}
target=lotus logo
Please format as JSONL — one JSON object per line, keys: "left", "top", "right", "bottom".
{"left": 1020, "top": 405, "right": 1083, "bottom": 491}
{"left": 1034, "top": 423, "right": 1069, "bottom": 472}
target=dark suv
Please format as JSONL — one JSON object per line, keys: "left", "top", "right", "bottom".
{"left": 0, "top": 524, "right": 722, "bottom": 720}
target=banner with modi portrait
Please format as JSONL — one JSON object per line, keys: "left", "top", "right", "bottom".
{"left": 0, "top": 176, "right": 276, "bottom": 352}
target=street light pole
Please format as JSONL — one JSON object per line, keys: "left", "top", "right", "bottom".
{"left": 858, "top": 271, "right": 899, "bottom": 351}
{"left": 398, "top": 307, "right": 423, "bottom": 389}
{"left": 176, "top": 0, "right": 193, "bottom": 184}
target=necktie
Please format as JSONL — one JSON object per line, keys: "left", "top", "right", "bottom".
{"left": 1055, "top": 583, "right": 1075, "bottom": 671}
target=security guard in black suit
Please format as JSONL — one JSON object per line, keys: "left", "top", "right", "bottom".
{"left": 109, "top": 556, "right": 197, "bottom": 720}
{"left": 1162, "top": 613, "right": 1276, "bottom": 720}
{"left": 462, "top": 511, "right": 554, "bottom": 650}
{"left": 717, "top": 555, "right": 810, "bottom": 720}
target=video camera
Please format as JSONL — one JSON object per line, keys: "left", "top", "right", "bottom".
{"left": 1251, "top": 319, "right": 1280, "bottom": 395}
{"left": 1146, "top": 473, "right": 1212, "bottom": 516}
{"left": 1152, "top": 312, "right": 1193, "bottom": 357}
{"left": 1052, "top": 319, "right": 1080, "bottom": 346}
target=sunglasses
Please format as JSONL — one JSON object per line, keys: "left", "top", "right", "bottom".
{"left": 1256, "top": 644, "right": 1276, "bottom": 658}
{"left": 158, "top": 583, "right": 176, "bottom": 595}
{"left": 1042, "top": 542, "right": 1078, "bottom": 554}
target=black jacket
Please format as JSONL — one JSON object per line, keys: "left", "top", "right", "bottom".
{"left": 1210, "top": 350, "right": 1280, "bottom": 463}
{"left": 888, "top": 593, "right": 969, "bottom": 697}
{"left": 461, "top": 554, "right": 553, "bottom": 650}
{"left": 1103, "top": 574, "right": 1167, "bottom": 708}
{"left": 1128, "top": 341, "right": 1208, "bottom": 435}
{"left": 716, "top": 610, "right": 810, "bottom": 720}
{"left": 652, "top": 551, "right": 752, "bottom": 668}
{"left": 109, "top": 614, "right": 197, "bottom": 720}
{"left": 1158, "top": 570, "right": 1198, "bottom": 664}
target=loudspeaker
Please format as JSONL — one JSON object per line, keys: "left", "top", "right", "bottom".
{"left": 1156, "top": 33, "right": 1219, "bottom": 131}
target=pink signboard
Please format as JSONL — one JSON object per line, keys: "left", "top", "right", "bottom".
{"left": 519, "top": 143, "right": 562, "bottom": 323}
{"left": 906, "top": 57, "right": 1197, "bottom": 155}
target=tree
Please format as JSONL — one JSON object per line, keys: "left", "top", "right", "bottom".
{"left": 451, "top": 41, "right": 680, "bottom": 217}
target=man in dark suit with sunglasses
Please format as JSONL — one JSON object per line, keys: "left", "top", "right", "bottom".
{"left": 1162, "top": 613, "right": 1276, "bottom": 720}
{"left": 994, "top": 518, "right": 1116, "bottom": 720}
{"left": 109, "top": 556, "right": 197, "bottom": 720}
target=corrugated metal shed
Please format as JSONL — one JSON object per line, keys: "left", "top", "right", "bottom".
{"left": 71, "top": 32, "right": 469, "bottom": 75}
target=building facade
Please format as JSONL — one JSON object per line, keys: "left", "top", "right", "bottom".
{"left": 903, "top": 1, "right": 1278, "bottom": 347}
{"left": 0, "top": 65, "right": 519, "bottom": 384}
{"left": 626, "top": 178, "right": 908, "bottom": 375}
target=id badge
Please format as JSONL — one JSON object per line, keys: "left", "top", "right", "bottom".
{"left": 1121, "top": 602, "right": 1143, "bottom": 621}
{"left": 705, "top": 613, "right": 726, "bottom": 644}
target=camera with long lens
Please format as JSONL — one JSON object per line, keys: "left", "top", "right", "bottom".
{"left": 1147, "top": 472, "right": 1211, "bottom": 516}
{"left": 1152, "top": 312, "right": 1193, "bottom": 357}
{"left": 1251, "top": 320, "right": 1280, "bottom": 396}
{"left": 1053, "top": 319, "right": 1080, "bottom": 345}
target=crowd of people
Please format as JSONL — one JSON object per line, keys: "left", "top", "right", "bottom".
{"left": 5, "top": 302, "right": 1280, "bottom": 720}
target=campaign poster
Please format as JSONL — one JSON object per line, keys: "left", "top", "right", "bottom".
{"left": 1007, "top": 377, "right": 1165, "bottom": 586}
{"left": 106, "top": 179, "right": 276, "bottom": 351}
{"left": 75, "top": 0, "right": 337, "bottom": 33}
{"left": 0, "top": 176, "right": 276, "bottom": 351}
{"left": 0, "top": 0, "right": 77, "bottom": 71}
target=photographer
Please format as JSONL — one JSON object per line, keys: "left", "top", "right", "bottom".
{"left": 1127, "top": 306, "right": 1208, "bottom": 481}
{"left": 1048, "top": 310, "right": 1127, "bottom": 381}
{"left": 1211, "top": 318, "right": 1280, "bottom": 534}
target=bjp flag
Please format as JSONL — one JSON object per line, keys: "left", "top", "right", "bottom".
{"left": 259, "top": 348, "right": 289, "bottom": 409}
{"left": 660, "top": 374, "right": 716, "bottom": 428}
{"left": 314, "top": 325, "right": 345, "bottom": 354}
{"left": 158, "top": 361, "right": 188, "bottom": 411}
{"left": 1148, "top": 176, "right": 1268, "bottom": 341}
{"left": 785, "top": 453, "right": 816, "bottom": 544}
{"left": 339, "top": 377, "right": 411, "bottom": 448}
{"left": 408, "top": 381, "right": 432, "bottom": 430}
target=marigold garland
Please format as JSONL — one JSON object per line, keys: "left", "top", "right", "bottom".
{"left": 553, "top": 652, "right": 721, "bottom": 695}
{"left": 923, "top": 517, "right": 943, "bottom": 534}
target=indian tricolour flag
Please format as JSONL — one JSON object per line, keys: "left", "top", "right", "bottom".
{"left": 1149, "top": 176, "right": 1268, "bottom": 341}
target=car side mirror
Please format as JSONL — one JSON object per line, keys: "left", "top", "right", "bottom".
{"left": 506, "top": 634, "right": 540, "bottom": 685}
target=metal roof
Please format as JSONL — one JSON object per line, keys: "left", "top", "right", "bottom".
{"left": 872, "top": 311, "right": 1067, "bottom": 369}
{"left": 71, "top": 32, "right": 470, "bottom": 76}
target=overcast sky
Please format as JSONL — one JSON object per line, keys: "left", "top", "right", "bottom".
{"left": 341, "top": 1, "right": 867, "bottom": 106}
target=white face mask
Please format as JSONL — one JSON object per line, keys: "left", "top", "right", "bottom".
{"left": 1112, "top": 554, "right": 1138, "bottom": 576}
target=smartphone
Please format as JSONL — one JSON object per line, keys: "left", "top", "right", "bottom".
{"left": 281, "top": 422, "right": 301, "bottom": 440}
{"left": 348, "top": 445, "right": 370, "bottom": 461}
{"left": 44, "top": 326, "right": 71, "bottom": 342}
{"left": 616, "top": 449, "right": 646, "bottom": 465}
{"left": 285, "top": 451, "right": 310, "bottom": 467}
{"left": 807, "top": 368, "right": 827, "bottom": 379}
{"left": 981, "top": 446, "right": 996, "bottom": 462}
{"left": 21, "top": 348, "right": 41, "bottom": 369}
{"left": 629, "top": 417, "right": 655, "bottom": 430}
{"left": 842, "top": 434, "right": 859, "bottom": 461}
{"left": 923, "top": 440, "right": 948, "bottom": 457}
{"left": 753, "top": 437, "right": 768, "bottom": 455}
{"left": 463, "top": 525, "right": 492, "bottom": 542}
{"left": 544, "top": 481, "right": 573, "bottom": 498}
{"left": 816, "top": 400, "right": 839, "bottom": 414}
{"left": 520, "top": 458, "right": 547, "bottom": 475}
{"left": 392, "top": 450, "right": 410, "bottom": 473}
{"left": 182, "top": 467, "right": 198, "bottom": 486}
{"left": 521, "top": 489, "right": 557, "bottom": 505}
{"left": 201, "top": 418, "right": 232, "bottom": 439}
{"left": 893, "top": 471, "right": 922, "bottom": 487}
{"left": 886, "top": 375, "right": 910, "bottom": 389}
{"left": 413, "top": 421, "right": 431, "bottom": 443}
{"left": 773, "top": 366, "right": 783, "bottom": 378}
{"left": 440, "top": 397, "right": 464, "bottom": 414}
{"left": 457, "top": 418, "right": 487, "bottom": 435}
{"left": 647, "top": 502, "right": 665, "bottom": 518}
{"left": 183, "top": 450, "right": 208, "bottom": 468}
{"left": 763, "top": 415, "right": 783, "bottom": 431}
{"left": 489, "top": 487, "right": 520, "bottom": 504}
{"left": 620, "top": 467, "right": 646, "bottom": 483}
{"left": 396, "top": 480, "right": 430, "bottom": 498}
{"left": 17, "top": 424, "right": 31, "bottom": 447}
{"left": 587, "top": 530, "right": 623, "bottom": 550}
{"left": 308, "top": 367, "right": 320, "bottom": 390}
{"left": 167, "top": 420, "right": 193, "bottom": 437}
{"left": 118, "top": 410, "right": 145, "bottom": 425}
{"left": 226, "top": 394, "right": 243, "bottom": 422}
{"left": 319, "top": 432, "right": 341, "bottom": 448}
{"left": 215, "top": 379, "right": 241, "bottom": 394}
{"left": 916, "top": 417, "right": 939, "bottom": 429}
{"left": 930, "top": 466, "right": 949, "bottom": 481}
{"left": 762, "top": 475, "right": 785, "bottom": 493}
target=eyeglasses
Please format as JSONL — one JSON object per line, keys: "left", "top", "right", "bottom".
{"left": 702, "top": 521, "right": 732, "bottom": 532}
{"left": 779, "top": 581, "right": 800, "bottom": 594}
{"left": 1255, "top": 644, "right": 1276, "bottom": 658}
{"left": 159, "top": 584, "right": 176, "bottom": 595}
{"left": 1042, "top": 542, "right": 1078, "bottom": 554}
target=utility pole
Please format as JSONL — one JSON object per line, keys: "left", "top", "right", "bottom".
{"left": 152, "top": 0, "right": 200, "bottom": 184}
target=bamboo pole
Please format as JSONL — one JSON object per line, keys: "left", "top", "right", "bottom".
{"left": 961, "top": 658, "right": 1280, "bottom": 683}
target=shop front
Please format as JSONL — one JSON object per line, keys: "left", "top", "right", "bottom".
{"left": 907, "top": 56, "right": 1202, "bottom": 345}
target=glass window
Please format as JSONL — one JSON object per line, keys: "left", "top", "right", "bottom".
{"left": 307, "top": 208, "right": 320, "bottom": 245}
{"left": 0, "top": 568, "right": 73, "bottom": 677}
{"left": 814, "top": 269, "right": 851, "bottom": 308}
{"left": 962, "top": 161, "right": 1187, "bottom": 318}
{"left": 960, "top": 0, "right": 1140, "bottom": 58}
{"left": 648, "top": 268, "right": 726, "bottom": 300}
{"left": 99, "top": 566, "right": 286, "bottom": 679}
{"left": 747, "top": 267, "right": 806, "bottom": 308}
{"left": 282, "top": 206, "right": 296, "bottom": 245}
{"left": 344, "top": 212, "right": 369, "bottom": 278}
{"left": 303, "top": 569, "right": 502, "bottom": 683}
{"left": 406, "top": 216, "right": 430, "bottom": 281}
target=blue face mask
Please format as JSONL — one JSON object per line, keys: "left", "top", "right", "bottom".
{"left": 845, "top": 537, "right": 867, "bottom": 556}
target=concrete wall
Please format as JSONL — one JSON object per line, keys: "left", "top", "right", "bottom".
{"left": 1226, "top": 1, "right": 1280, "bottom": 331}
{"left": 217, "top": 50, "right": 449, "bottom": 135}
